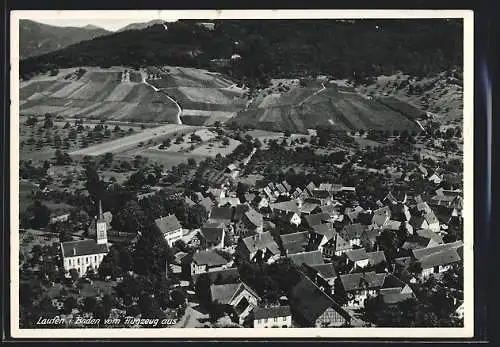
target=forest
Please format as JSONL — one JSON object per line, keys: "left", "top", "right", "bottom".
{"left": 20, "top": 19, "right": 463, "bottom": 87}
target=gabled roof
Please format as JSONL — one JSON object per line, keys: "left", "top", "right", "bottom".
{"left": 409, "top": 215, "right": 426, "bottom": 229}
{"left": 282, "top": 180, "right": 292, "bottom": 192}
{"left": 193, "top": 267, "right": 240, "bottom": 284}
{"left": 201, "top": 222, "right": 225, "bottom": 244}
{"left": 289, "top": 274, "right": 350, "bottom": 325}
{"left": 417, "top": 202, "right": 433, "bottom": 214}
{"left": 305, "top": 181, "right": 317, "bottom": 193}
{"left": 304, "top": 213, "right": 330, "bottom": 228}
{"left": 244, "top": 208, "right": 263, "bottom": 228}
{"left": 311, "top": 189, "right": 331, "bottom": 199}
{"left": 419, "top": 248, "right": 461, "bottom": 269}
{"left": 382, "top": 274, "right": 407, "bottom": 289}
{"left": 333, "top": 234, "right": 351, "bottom": 252}
{"left": 270, "top": 200, "right": 300, "bottom": 214}
{"left": 411, "top": 241, "right": 463, "bottom": 260}
{"left": 242, "top": 232, "right": 280, "bottom": 255}
{"left": 300, "top": 202, "right": 320, "bottom": 214}
{"left": 276, "top": 183, "right": 287, "bottom": 194}
{"left": 61, "top": 239, "right": 108, "bottom": 258}
{"left": 415, "top": 228, "right": 444, "bottom": 244}
{"left": 345, "top": 248, "right": 368, "bottom": 262}
{"left": 368, "top": 251, "right": 387, "bottom": 266}
{"left": 280, "top": 231, "right": 309, "bottom": 255}
{"left": 339, "top": 272, "right": 386, "bottom": 292}
{"left": 303, "top": 262, "right": 338, "bottom": 280}
{"left": 185, "top": 196, "right": 197, "bottom": 207}
{"left": 218, "top": 197, "right": 241, "bottom": 207}
{"left": 154, "top": 214, "right": 182, "bottom": 235}
{"left": 210, "top": 206, "right": 234, "bottom": 222}
{"left": 383, "top": 220, "right": 402, "bottom": 231}
{"left": 312, "top": 224, "right": 336, "bottom": 240}
{"left": 320, "top": 204, "right": 339, "bottom": 216}
{"left": 424, "top": 211, "right": 439, "bottom": 225}
{"left": 345, "top": 206, "right": 365, "bottom": 222}
{"left": 361, "top": 228, "right": 379, "bottom": 244}
{"left": 192, "top": 250, "right": 228, "bottom": 267}
{"left": 210, "top": 283, "right": 241, "bottom": 305}
{"left": 253, "top": 305, "right": 291, "bottom": 320}
{"left": 288, "top": 250, "right": 324, "bottom": 267}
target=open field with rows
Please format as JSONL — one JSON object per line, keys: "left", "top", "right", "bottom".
{"left": 230, "top": 83, "right": 422, "bottom": 133}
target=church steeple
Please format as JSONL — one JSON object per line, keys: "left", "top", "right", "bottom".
{"left": 96, "top": 200, "right": 107, "bottom": 245}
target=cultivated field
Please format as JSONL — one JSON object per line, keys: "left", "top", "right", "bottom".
{"left": 20, "top": 67, "right": 179, "bottom": 123}
{"left": 230, "top": 83, "right": 422, "bottom": 133}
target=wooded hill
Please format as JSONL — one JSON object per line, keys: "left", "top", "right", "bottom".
{"left": 20, "top": 19, "right": 463, "bottom": 86}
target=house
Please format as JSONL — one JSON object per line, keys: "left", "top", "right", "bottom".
{"left": 360, "top": 228, "right": 379, "bottom": 250}
{"left": 289, "top": 274, "right": 351, "bottom": 327}
{"left": 379, "top": 274, "right": 415, "bottom": 305}
{"left": 253, "top": 305, "right": 292, "bottom": 328}
{"left": 199, "top": 197, "right": 214, "bottom": 213}
{"left": 344, "top": 249, "right": 387, "bottom": 271}
{"left": 339, "top": 271, "right": 386, "bottom": 308}
{"left": 428, "top": 173, "right": 443, "bottom": 184}
{"left": 154, "top": 215, "right": 183, "bottom": 247}
{"left": 288, "top": 250, "right": 324, "bottom": 267}
{"left": 210, "top": 281, "right": 261, "bottom": 324}
{"left": 281, "top": 212, "right": 302, "bottom": 227}
{"left": 300, "top": 202, "right": 321, "bottom": 215}
{"left": 310, "top": 224, "right": 336, "bottom": 256}
{"left": 322, "top": 233, "right": 353, "bottom": 257}
{"left": 411, "top": 241, "right": 463, "bottom": 279}
{"left": 217, "top": 197, "right": 241, "bottom": 207}
{"left": 240, "top": 232, "right": 281, "bottom": 263}
{"left": 423, "top": 211, "right": 441, "bottom": 233}
{"left": 389, "top": 203, "right": 412, "bottom": 222}
{"left": 243, "top": 209, "right": 264, "bottom": 234}
{"left": 189, "top": 250, "right": 228, "bottom": 277}
{"left": 309, "top": 189, "right": 332, "bottom": 206}
{"left": 282, "top": 180, "right": 292, "bottom": 193}
{"left": 270, "top": 200, "right": 300, "bottom": 215}
{"left": 50, "top": 213, "right": 70, "bottom": 224}
{"left": 383, "top": 219, "right": 402, "bottom": 231}
{"left": 384, "top": 191, "right": 407, "bottom": 205}
{"left": 345, "top": 206, "right": 365, "bottom": 223}
{"left": 209, "top": 206, "right": 234, "bottom": 225}
{"left": 61, "top": 201, "right": 109, "bottom": 276}
{"left": 303, "top": 212, "right": 330, "bottom": 229}
{"left": 301, "top": 262, "right": 337, "bottom": 289}
{"left": 372, "top": 206, "right": 391, "bottom": 228}
{"left": 192, "top": 267, "right": 240, "bottom": 286}
{"left": 339, "top": 223, "right": 366, "bottom": 247}
{"left": 200, "top": 222, "right": 226, "bottom": 250}
{"left": 402, "top": 229, "right": 443, "bottom": 251}
{"left": 417, "top": 248, "right": 462, "bottom": 279}
{"left": 280, "top": 231, "right": 310, "bottom": 255}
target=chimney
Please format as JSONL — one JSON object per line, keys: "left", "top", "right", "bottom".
{"left": 73, "top": 248, "right": 76, "bottom": 256}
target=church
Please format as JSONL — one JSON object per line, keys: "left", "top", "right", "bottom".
{"left": 60, "top": 201, "right": 109, "bottom": 276}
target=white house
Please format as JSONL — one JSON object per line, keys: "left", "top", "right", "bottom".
{"left": 154, "top": 215, "right": 183, "bottom": 247}
{"left": 253, "top": 306, "right": 292, "bottom": 328}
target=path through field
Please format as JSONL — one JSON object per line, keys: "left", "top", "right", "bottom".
{"left": 69, "top": 123, "right": 195, "bottom": 156}
{"left": 141, "top": 72, "right": 183, "bottom": 125}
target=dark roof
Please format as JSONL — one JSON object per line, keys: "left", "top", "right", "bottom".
{"left": 193, "top": 267, "right": 240, "bottom": 284}
{"left": 210, "top": 206, "right": 234, "bottom": 222}
{"left": 311, "top": 189, "right": 331, "bottom": 199}
{"left": 289, "top": 250, "right": 324, "bottom": 266}
{"left": 210, "top": 283, "right": 241, "bottom": 305}
{"left": 242, "top": 232, "right": 280, "bottom": 255}
{"left": 154, "top": 214, "right": 182, "bottom": 234}
{"left": 244, "top": 208, "right": 263, "bottom": 228}
{"left": 201, "top": 222, "right": 225, "bottom": 243}
{"left": 305, "top": 263, "right": 337, "bottom": 279}
{"left": 300, "top": 202, "right": 320, "bottom": 214}
{"left": 312, "top": 224, "right": 336, "bottom": 240}
{"left": 280, "top": 231, "right": 309, "bottom": 254}
{"left": 382, "top": 274, "right": 407, "bottom": 289}
{"left": 253, "top": 305, "right": 291, "bottom": 320}
{"left": 345, "top": 206, "right": 364, "bottom": 222}
{"left": 304, "top": 213, "right": 330, "bottom": 228}
{"left": 361, "top": 228, "right": 379, "bottom": 243}
{"left": 233, "top": 204, "right": 250, "bottom": 222}
{"left": 192, "top": 250, "right": 228, "bottom": 267}
{"left": 409, "top": 215, "right": 425, "bottom": 229}
{"left": 345, "top": 248, "right": 368, "bottom": 262}
{"left": 289, "top": 274, "right": 350, "bottom": 325}
{"left": 339, "top": 272, "right": 386, "bottom": 292}
{"left": 380, "top": 288, "right": 414, "bottom": 304}
{"left": 61, "top": 239, "right": 108, "bottom": 257}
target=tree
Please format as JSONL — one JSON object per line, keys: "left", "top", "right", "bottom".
{"left": 63, "top": 296, "right": 77, "bottom": 314}
{"left": 194, "top": 273, "right": 212, "bottom": 308}
{"left": 32, "top": 201, "right": 51, "bottom": 229}
{"left": 83, "top": 296, "right": 97, "bottom": 313}
{"left": 111, "top": 200, "right": 149, "bottom": 235}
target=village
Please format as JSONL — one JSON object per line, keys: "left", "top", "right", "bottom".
{"left": 19, "top": 120, "right": 465, "bottom": 329}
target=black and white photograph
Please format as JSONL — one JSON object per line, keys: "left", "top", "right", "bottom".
{"left": 10, "top": 9, "right": 474, "bottom": 338}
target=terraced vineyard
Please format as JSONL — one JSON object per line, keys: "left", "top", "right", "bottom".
{"left": 230, "top": 83, "right": 422, "bottom": 133}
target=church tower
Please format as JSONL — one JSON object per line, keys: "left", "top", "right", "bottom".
{"left": 96, "top": 200, "right": 108, "bottom": 245}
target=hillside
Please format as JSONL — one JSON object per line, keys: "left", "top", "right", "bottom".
{"left": 356, "top": 71, "right": 463, "bottom": 124}
{"left": 20, "top": 19, "right": 463, "bottom": 85}
{"left": 19, "top": 20, "right": 111, "bottom": 59}
{"left": 117, "top": 19, "right": 167, "bottom": 32}
{"left": 229, "top": 82, "right": 422, "bottom": 133}
{"left": 19, "top": 67, "right": 179, "bottom": 123}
